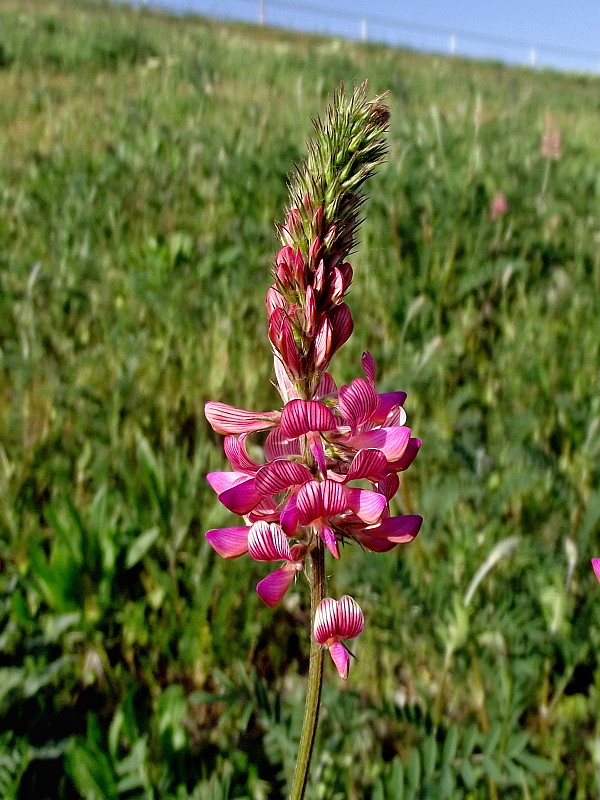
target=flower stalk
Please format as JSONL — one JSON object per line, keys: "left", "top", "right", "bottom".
{"left": 204, "top": 83, "right": 422, "bottom": 797}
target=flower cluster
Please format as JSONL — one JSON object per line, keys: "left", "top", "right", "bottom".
{"left": 204, "top": 85, "right": 422, "bottom": 680}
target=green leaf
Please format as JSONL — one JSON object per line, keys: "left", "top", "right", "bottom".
{"left": 125, "top": 527, "right": 160, "bottom": 568}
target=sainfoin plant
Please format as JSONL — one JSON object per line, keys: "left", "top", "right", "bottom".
{"left": 204, "top": 84, "right": 422, "bottom": 798}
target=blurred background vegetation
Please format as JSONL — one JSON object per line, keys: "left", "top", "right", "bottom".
{"left": 1, "top": 1, "right": 600, "bottom": 797}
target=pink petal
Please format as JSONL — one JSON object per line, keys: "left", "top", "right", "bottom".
{"left": 338, "top": 379, "right": 379, "bottom": 432}
{"left": 329, "top": 303, "right": 353, "bottom": 355}
{"left": 206, "top": 471, "right": 249, "bottom": 494}
{"left": 336, "top": 595, "right": 364, "bottom": 639}
{"left": 205, "top": 526, "right": 249, "bottom": 558}
{"left": 389, "top": 437, "right": 422, "bottom": 472}
{"left": 592, "top": 559, "right": 600, "bottom": 583}
{"left": 307, "top": 430, "right": 327, "bottom": 475}
{"left": 314, "top": 597, "right": 338, "bottom": 643}
{"left": 297, "top": 480, "right": 347, "bottom": 525}
{"left": 374, "top": 515, "right": 423, "bottom": 542}
{"left": 264, "top": 427, "right": 301, "bottom": 461}
{"left": 361, "top": 352, "right": 376, "bottom": 385}
{"left": 383, "top": 405, "right": 408, "bottom": 428}
{"left": 345, "top": 488, "right": 387, "bottom": 524}
{"left": 376, "top": 473, "right": 400, "bottom": 502}
{"left": 280, "top": 492, "right": 299, "bottom": 535}
{"left": 345, "top": 449, "right": 388, "bottom": 482}
{"left": 255, "top": 460, "right": 312, "bottom": 495}
{"left": 347, "top": 427, "right": 411, "bottom": 461}
{"left": 205, "top": 402, "right": 279, "bottom": 435}
{"left": 280, "top": 399, "right": 337, "bottom": 438}
{"left": 223, "top": 435, "right": 260, "bottom": 474}
{"left": 328, "top": 640, "right": 350, "bottom": 680}
{"left": 248, "top": 521, "right": 292, "bottom": 561}
{"left": 370, "top": 391, "right": 407, "bottom": 425}
{"left": 315, "top": 372, "right": 338, "bottom": 398}
{"left": 317, "top": 522, "right": 340, "bottom": 559}
{"left": 256, "top": 564, "right": 297, "bottom": 607}
{"left": 314, "top": 316, "right": 333, "bottom": 369}
{"left": 352, "top": 531, "right": 397, "bottom": 552}
{"left": 218, "top": 478, "right": 262, "bottom": 515}
{"left": 273, "top": 355, "right": 299, "bottom": 403}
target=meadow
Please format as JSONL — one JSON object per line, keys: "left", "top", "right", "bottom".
{"left": 1, "top": 1, "right": 600, "bottom": 797}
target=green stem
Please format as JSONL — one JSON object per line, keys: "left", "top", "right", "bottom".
{"left": 289, "top": 539, "right": 326, "bottom": 800}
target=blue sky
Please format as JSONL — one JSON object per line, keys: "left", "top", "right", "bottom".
{"left": 144, "top": 0, "right": 600, "bottom": 73}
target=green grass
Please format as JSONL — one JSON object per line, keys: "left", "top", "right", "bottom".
{"left": 1, "top": 1, "right": 600, "bottom": 797}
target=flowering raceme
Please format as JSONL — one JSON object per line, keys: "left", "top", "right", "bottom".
{"left": 205, "top": 86, "right": 421, "bottom": 685}
{"left": 204, "top": 86, "right": 421, "bottom": 795}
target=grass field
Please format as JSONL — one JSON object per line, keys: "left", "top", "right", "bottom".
{"left": 1, "top": 1, "right": 600, "bottom": 797}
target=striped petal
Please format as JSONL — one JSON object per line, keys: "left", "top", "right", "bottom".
{"left": 256, "top": 564, "right": 297, "bottom": 607}
{"left": 370, "top": 391, "right": 407, "bottom": 424}
{"left": 361, "top": 352, "right": 376, "bottom": 385}
{"left": 297, "top": 480, "right": 347, "bottom": 525}
{"left": 223, "top": 434, "right": 259, "bottom": 474}
{"left": 336, "top": 595, "right": 364, "bottom": 639}
{"left": 205, "top": 526, "right": 249, "bottom": 558}
{"left": 264, "top": 426, "right": 301, "bottom": 461}
{"left": 315, "top": 372, "right": 337, "bottom": 399}
{"left": 347, "top": 427, "right": 411, "bottom": 461}
{"left": 280, "top": 399, "right": 337, "bottom": 438}
{"left": 255, "top": 460, "right": 312, "bottom": 495}
{"left": 376, "top": 473, "right": 400, "bottom": 502}
{"left": 345, "top": 449, "right": 388, "bottom": 482}
{"left": 329, "top": 303, "right": 353, "bottom": 355}
{"left": 205, "top": 402, "right": 279, "bottom": 435}
{"left": 248, "top": 521, "right": 292, "bottom": 561}
{"left": 345, "top": 488, "right": 387, "bottom": 524}
{"left": 338, "top": 379, "right": 378, "bottom": 432}
{"left": 314, "top": 597, "right": 338, "bottom": 644}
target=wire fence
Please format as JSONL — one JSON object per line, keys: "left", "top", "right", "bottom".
{"left": 179, "top": 0, "right": 600, "bottom": 74}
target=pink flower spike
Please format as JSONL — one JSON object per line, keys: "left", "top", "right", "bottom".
{"left": 205, "top": 526, "right": 250, "bottom": 558}
{"left": 592, "top": 559, "right": 600, "bottom": 583}
{"left": 205, "top": 402, "right": 280, "bottom": 435}
{"left": 248, "top": 521, "right": 293, "bottom": 561}
{"left": 280, "top": 399, "right": 337, "bottom": 439}
{"left": 257, "top": 564, "right": 298, "bottom": 607}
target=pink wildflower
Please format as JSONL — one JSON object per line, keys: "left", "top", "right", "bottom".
{"left": 540, "top": 114, "right": 561, "bottom": 160}
{"left": 314, "top": 595, "right": 364, "bottom": 680}
{"left": 490, "top": 191, "right": 508, "bottom": 221}
{"left": 592, "top": 559, "right": 600, "bottom": 583}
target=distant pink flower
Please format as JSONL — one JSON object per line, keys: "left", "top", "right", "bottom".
{"left": 314, "top": 595, "right": 364, "bottom": 680}
{"left": 592, "top": 559, "right": 600, "bottom": 583}
{"left": 540, "top": 114, "right": 561, "bottom": 160}
{"left": 490, "top": 191, "right": 508, "bottom": 221}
